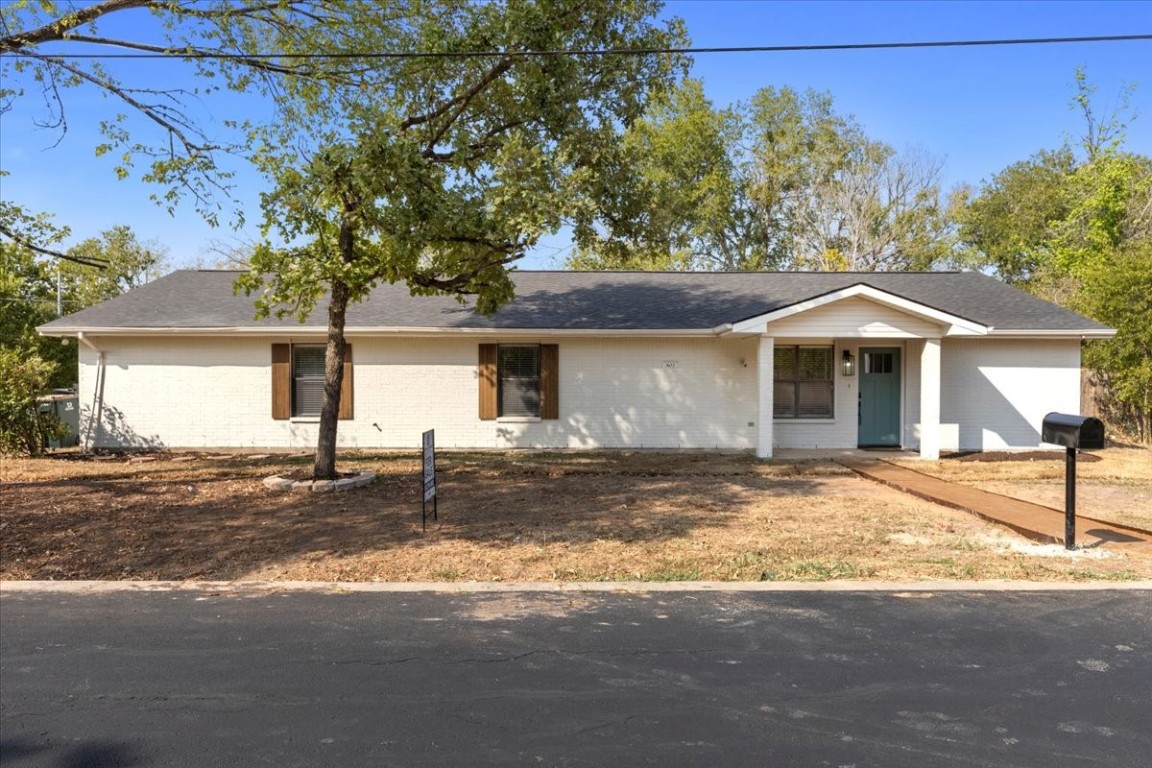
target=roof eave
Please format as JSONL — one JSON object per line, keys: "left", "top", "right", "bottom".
{"left": 985, "top": 328, "right": 1117, "bottom": 339}
{"left": 37, "top": 325, "right": 722, "bottom": 338}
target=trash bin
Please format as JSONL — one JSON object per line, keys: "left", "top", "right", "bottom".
{"left": 36, "top": 391, "right": 80, "bottom": 448}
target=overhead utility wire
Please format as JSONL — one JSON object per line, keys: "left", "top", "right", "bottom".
{"left": 14, "top": 33, "right": 1152, "bottom": 60}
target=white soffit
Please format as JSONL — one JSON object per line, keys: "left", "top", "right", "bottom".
{"left": 728, "top": 284, "right": 989, "bottom": 336}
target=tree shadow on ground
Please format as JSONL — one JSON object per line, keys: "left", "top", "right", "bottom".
{"left": 0, "top": 738, "right": 143, "bottom": 768}
{"left": 2, "top": 452, "right": 849, "bottom": 580}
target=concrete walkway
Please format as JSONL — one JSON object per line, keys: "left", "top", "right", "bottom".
{"left": 839, "top": 458, "right": 1152, "bottom": 552}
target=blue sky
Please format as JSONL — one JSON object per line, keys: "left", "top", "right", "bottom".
{"left": 2, "top": 0, "right": 1150, "bottom": 270}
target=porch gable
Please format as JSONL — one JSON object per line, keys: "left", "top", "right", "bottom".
{"left": 730, "top": 284, "right": 989, "bottom": 337}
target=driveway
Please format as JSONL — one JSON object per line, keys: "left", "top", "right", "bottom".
{"left": 2, "top": 587, "right": 1149, "bottom": 767}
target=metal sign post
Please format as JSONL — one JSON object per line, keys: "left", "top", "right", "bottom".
{"left": 1064, "top": 446, "right": 1077, "bottom": 551}
{"left": 421, "top": 429, "right": 437, "bottom": 532}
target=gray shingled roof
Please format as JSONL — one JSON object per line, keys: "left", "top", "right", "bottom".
{"left": 38, "top": 269, "right": 1111, "bottom": 333}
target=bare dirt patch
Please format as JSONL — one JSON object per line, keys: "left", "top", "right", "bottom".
{"left": 2, "top": 450, "right": 1148, "bottom": 582}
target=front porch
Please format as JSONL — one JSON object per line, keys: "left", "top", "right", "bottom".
{"left": 718, "top": 283, "right": 988, "bottom": 461}
{"left": 753, "top": 335, "right": 943, "bottom": 460}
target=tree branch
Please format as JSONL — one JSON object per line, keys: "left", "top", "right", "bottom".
{"left": 408, "top": 248, "right": 521, "bottom": 293}
{"left": 26, "top": 51, "right": 218, "bottom": 160}
{"left": 0, "top": 225, "right": 108, "bottom": 269}
{"left": 55, "top": 34, "right": 331, "bottom": 78}
{"left": 0, "top": 0, "right": 153, "bottom": 53}
{"left": 0, "top": 0, "right": 327, "bottom": 53}
{"left": 423, "top": 117, "right": 531, "bottom": 163}
{"left": 400, "top": 56, "right": 514, "bottom": 135}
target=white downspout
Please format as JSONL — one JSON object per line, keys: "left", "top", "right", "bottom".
{"left": 76, "top": 333, "right": 106, "bottom": 450}
{"left": 756, "top": 336, "right": 775, "bottom": 458}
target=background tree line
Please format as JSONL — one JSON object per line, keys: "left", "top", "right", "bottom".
{"left": 2, "top": 2, "right": 1148, "bottom": 460}
{"left": 952, "top": 73, "right": 1151, "bottom": 442}
{"left": 0, "top": 222, "right": 166, "bottom": 453}
{"left": 570, "top": 72, "right": 1151, "bottom": 441}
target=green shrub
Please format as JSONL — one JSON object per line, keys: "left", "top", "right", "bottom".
{"left": 0, "top": 348, "right": 63, "bottom": 455}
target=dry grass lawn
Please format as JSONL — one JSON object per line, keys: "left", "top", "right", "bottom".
{"left": 890, "top": 445, "right": 1152, "bottom": 532}
{"left": 2, "top": 449, "right": 1149, "bottom": 583}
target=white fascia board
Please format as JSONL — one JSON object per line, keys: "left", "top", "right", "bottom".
{"left": 986, "top": 328, "right": 1117, "bottom": 339}
{"left": 37, "top": 326, "right": 717, "bottom": 339}
{"left": 727, "top": 284, "right": 989, "bottom": 336}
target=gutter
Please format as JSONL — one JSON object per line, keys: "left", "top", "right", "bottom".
{"left": 41, "top": 326, "right": 723, "bottom": 339}
{"left": 985, "top": 329, "right": 1117, "bottom": 339}
{"left": 76, "top": 331, "right": 104, "bottom": 355}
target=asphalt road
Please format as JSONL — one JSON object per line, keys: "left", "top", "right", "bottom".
{"left": 1, "top": 588, "right": 1149, "bottom": 767}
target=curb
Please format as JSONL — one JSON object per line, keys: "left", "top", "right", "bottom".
{"left": 3, "top": 579, "right": 1151, "bottom": 594}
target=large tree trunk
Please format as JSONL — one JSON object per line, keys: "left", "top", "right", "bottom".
{"left": 314, "top": 276, "right": 350, "bottom": 480}
{"left": 314, "top": 211, "right": 356, "bottom": 480}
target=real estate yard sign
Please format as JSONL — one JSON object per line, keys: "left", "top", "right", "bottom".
{"left": 422, "top": 429, "right": 437, "bottom": 531}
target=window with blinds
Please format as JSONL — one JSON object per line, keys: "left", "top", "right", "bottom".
{"left": 773, "top": 345, "right": 834, "bottom": 419}
{"left": 498, "top": 345, "right": 541, "bottom": 418}
{"left": 292, "top": 345, "right": 327, "bottom": 418}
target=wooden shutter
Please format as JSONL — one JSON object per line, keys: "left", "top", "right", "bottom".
{"left": 338, "top": 344, "right": 354, "bottom": 420}
{"left": 478, "top": 343, "right": 497, "bottom": 420}
{"left": 540, "top": 344, "right": 559, "bottom": 420}
{"left": 272, "top": 344, "right": 290, "bottom": 420}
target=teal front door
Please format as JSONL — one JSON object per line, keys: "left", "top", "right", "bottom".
{"left": 859, "top": 347, "right": 901, "bottom": 447}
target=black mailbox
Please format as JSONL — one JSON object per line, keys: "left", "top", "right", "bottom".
{"left": 1041, "top": 413, "right": 1105, "bottom": 450}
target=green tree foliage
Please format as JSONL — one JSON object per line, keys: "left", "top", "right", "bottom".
{"left": 567, "top": 79, "right": 767, "bottom": 271}
{"left": 62, "top": 225, "right": 168, "bottom": 308}
{"left": 1051, "top": 152, "right": 1152, "bottom": 278}
{"left": 955, "top": 70, "right": 1152, "bottom": 439}
{"left": 2, "top": 218, "right": 164, "bottom": 427}
{"left": 572, "top": 84, "right": 952, "bottom": 272}
{"left": 0, "top": 211, "right": 75, "bottom": 388}
{"left": 237, "top": 0, "right": 684, "bottom": 479}
{"left": 0, "top": 347, "right": 63, "bottom": 455}
{"left": 1079, "top": 244, "right": 1152, "bottom": 442}
{"left": 951, "top": 149, "right": 1077, "bottom": 289}
{"left": 0, "top": 206, "right": 74, "bottom": 454}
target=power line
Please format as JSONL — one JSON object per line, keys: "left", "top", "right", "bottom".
{"left": 8, "top": 33, "right": 1151, "bottom": 60}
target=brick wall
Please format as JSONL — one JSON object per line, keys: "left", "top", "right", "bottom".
{"left": 78, "top": 335, "right": 760, "bottom": 450}
{"left": 75, "top": 334, "right": 1083, "bottom": 452}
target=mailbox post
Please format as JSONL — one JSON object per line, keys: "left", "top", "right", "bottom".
{"left": 1041, "top": 413, "right": 1106, "bottom": 550}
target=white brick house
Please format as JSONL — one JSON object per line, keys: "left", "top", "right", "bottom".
{"left": 38, "top": 271, "right": 1114, "bottom": 458}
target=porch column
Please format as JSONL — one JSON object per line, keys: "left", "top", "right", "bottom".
{"left": 756, "top": 335, "right": 774, "bottom": 458}
{"left": 919, "top": 337, "right": 941, "bottom": 460}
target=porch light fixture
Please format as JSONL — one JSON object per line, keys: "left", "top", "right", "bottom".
{"left": 841, "top": 349, "right": 856, "bottom": 376}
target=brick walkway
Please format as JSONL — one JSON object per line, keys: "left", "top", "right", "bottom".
{"left": 839, "top": 459, "right": 1152, "bottom": 552}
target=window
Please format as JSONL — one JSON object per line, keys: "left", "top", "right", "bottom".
{"left": 498, "top": 345, "right": 541, "bottom": 417}
{"left": 292, "top": 345, "right": 326, "bottom": 418}
{"left": 773, "top": 345, "right": 834, "bottom": 419}
{"left": 478, "top": 343, "right": 558, "bottom": 421}
{"left": 863, "top": 351, "right": 894, "bottom": 374}
{"left": 271, "top": 343, "right": 353, "bottom": 421}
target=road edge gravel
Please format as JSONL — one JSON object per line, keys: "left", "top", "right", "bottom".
{"left": 3, "top": 579, "right": 1151, "bottom": 594}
